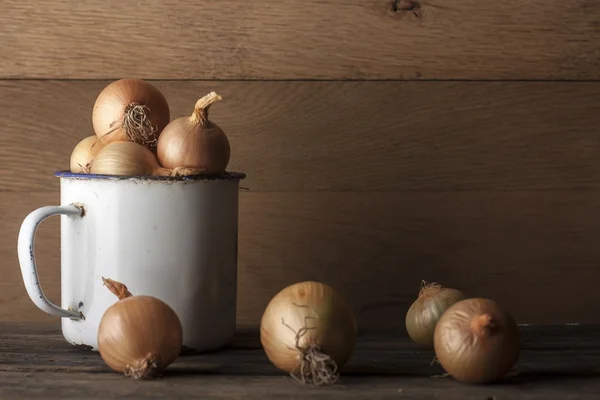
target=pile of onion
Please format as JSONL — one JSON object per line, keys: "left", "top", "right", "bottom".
{"left": 98, "top": 277, "right": 183, "bottom": 379}
{"left": 89, "top": 141, "right": 203, "bottom": 177}
{"left": 433, "top": 297, "right": 521, "bottom": 384}
{"left": 405, "top": 281, "right": 467, "bottom": 346}
{"left": 66, "top": 79, "right": 231, "bottom": 178}
{"left": 260, "top": 281, "right": 357, "bottom": 386}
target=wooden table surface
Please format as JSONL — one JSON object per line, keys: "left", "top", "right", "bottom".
{"left": 1, "top": 324, "right": 599, "bottom": 399}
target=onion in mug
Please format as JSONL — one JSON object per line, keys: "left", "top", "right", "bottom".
{"left": 92, "top": 79, "right": 170, "bottom": 148}
{"left": 90, "top": 141, "right": 203, "bottom": 177}
{"left": 157, "top": 91, "right": 230, "bottom": 174}
{"left": 69, "top": 135, "right": 105, "bottom": 173}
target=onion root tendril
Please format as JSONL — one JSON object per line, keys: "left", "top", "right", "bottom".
{"left": 280, "top": 303, "right": 339, "bottom": 386}
{"left": 104, "top": 103, "right": 159, "bottom": 147}
{"left": 124, "top": 353, "right": 162, "bottom": 380}
{"left": 418, "top": 280, "right": 442, "bottom": 297}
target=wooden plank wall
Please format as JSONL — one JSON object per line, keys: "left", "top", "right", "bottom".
{"left": 1, "top": 0, "right": 600, "bottom": 330}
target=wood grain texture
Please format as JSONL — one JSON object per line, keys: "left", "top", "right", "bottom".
{"left": 4, "top": 191, "right": 600, "bottom": 327}
{"left": 0, "top": 324, "right": 599, "bottom": 399}
{"left": 2, "top": 80, "right": 600, "bottom": 192}
{"left": 1, "top": 0, "right": 599, "bottom": 79}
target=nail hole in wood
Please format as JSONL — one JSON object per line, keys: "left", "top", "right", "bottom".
{"left": 391, "top": 0, "right": 421, "bottom": 17}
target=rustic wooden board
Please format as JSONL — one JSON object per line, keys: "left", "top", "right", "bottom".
{"left": 1, "top": 0, "right": 599, "bottom": 79}
{"left": 2, "top": 80, "right": 600, "bottom": 192}
{"left": 0, "top": 324, "right": 598, "bottom": 399}
{"left": 4, "top": 191, "right": 600, "bottom": 326}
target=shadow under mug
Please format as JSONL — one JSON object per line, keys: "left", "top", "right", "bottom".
{"left": 17, "top": 170, "right": 246, "bottom": 352}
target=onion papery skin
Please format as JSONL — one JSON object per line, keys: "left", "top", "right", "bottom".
{"left": 156, "top": 92, "right": 230, "bottom": 175}
{"left": 405, "top": 285, "right": 467, "bottom": 346}
{"left": 433, "top": 298, "right": 521, "bottom": 384}
{"left": 98, "top": 295, "right": 183, "bottom": 379}
{"left": 157, "top": 118, "right": 230, "bottom": 174}
{"left": 260, "top": 281, "right": 357, "bottom": 384}
{"left": 70, "top": 135, "right": 105, "bottom": 173}
{"left": 92, "top": 79, "right": 170, "bottom": 148}
{"left": 89, "top": 141, "right": 161, "bottom": 176}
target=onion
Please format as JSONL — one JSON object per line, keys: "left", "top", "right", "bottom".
{"left": 69, "top": 135, "right": 105, "bottom": 173}
{"left": 433, "top": 297, "right": 521, "bottom": 384}
{"left": 157, "top": 91, "right": 230, "bottom": 175}
{"left": 92, "top": 79, "right": 170, "bottom": 148}
{"left": 405, "top": 281, "right": 467, "bottom": 346}
{"left": 89, "top": 141, "right": 202, "bottom": 177}
{"left": 260, "top": 281, "right": 356, "bottom": 385}
{"left": 98, "top": 278, "right": 183, "bottom": 379}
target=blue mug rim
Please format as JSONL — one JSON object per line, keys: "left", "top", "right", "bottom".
{"left": 54, "top": 170, "right": 246, "bottom": 182}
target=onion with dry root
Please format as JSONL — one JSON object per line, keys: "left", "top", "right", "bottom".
{"left": 90, "top": 141, "right": 203, "bottom": 177}
{"left": 405, "top": 281, "right": 467, "bottom": 346}
{"left": 157, "top": 91, "right": 230, "bottom": 175}
{"left": 98, "top": 278, "right": 183, "bottom": 379}
{"left": 92, "top": 79, "right": 170, "bottom": 148}
{"left": 260, "top": 281, "right": 356, "bottom": 386}
{"left": 433, "top": 297, "right": 521, "bottom": 384}
{"left": 70, "top": 135, "right": 105, "bottom": 173}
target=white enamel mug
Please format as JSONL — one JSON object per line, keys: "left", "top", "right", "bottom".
{"left": 17, "top": 170, "right": 245, "bottom": 352}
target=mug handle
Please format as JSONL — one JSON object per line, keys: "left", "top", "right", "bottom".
{"left": 17, "top": 204, "right": 85, "bottom": 320}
